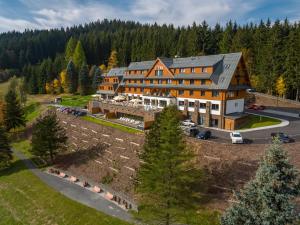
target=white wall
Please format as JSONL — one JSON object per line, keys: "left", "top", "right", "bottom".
{"left": 226, "top": 99, "right": 244, "bottom": 114}
{"left": 176, "top": 97, "right": 221, "bottom": 115}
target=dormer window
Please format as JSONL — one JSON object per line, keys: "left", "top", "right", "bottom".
{"left": 180, "top": 68, "right": 185, "bottom": 73}
{"left": 202, "top": 67, "right": 207, "bottom": 73}
{"left": 191, "top": 67, "right": 195, "bottom": 73}
{"left": 155, "top": 69, "right": 163, "bottom": 77}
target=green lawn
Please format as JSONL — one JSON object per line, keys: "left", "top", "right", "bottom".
{"left": 240, "top": 114, "right": 281, "bottom": 130}
{"left": 0, "top": 158, "right": 131, "bottom": 225}
{"left": 61, "top": 95, "right": 92, "bottom": 107}
{"left": 24, "top": 101, "right": 47, "bottom": 123}
{"left": 82, "top": 116, "right": 142, "bottom": 134}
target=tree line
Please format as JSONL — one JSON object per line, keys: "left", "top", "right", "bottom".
{"left": 0, "top": 19, "right": 300, "bottom": 100}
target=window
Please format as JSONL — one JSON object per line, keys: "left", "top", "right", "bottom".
{"left": 191, "top": 67, "right": 195, "bottom": 73}
{"left": 200, "top": 103, "right": 206, "bottom": 109}
{"left": 227, "top": 91, "right": 235, "bottom": 97}
{"left": 180, "top": 68, "right": 185, "bottom": 73}
{"left": 212, "top": 90, "right": 219, "bottom": 97}
{"left": 150, "top": 80, "right": 153, "bottom": 84}
{"left": 134, "top": 80, "right": 137, "bottom": 83}
{"left": 159, "top": 100, "right": 167, "bottom": 107}
{"left": 178, "top": 79, "right": 184, "bottom": 85}
{"left": 202, "top": 67, "right": 207, "bottom": 73}
{"left": 211, "top": 119, "right": 219, "bottom": 127}
{"left": 201, "top": 80, "right": 206, "bottom": 85}
{"left": 178, "top": 101, "right": 184, "bottom": 106}
{"left": 155, "top": 70, "right": 163, "bottom": 77}
{"left": 211, "top": 104, "right": 219, "bottom": 111}
{"left": 190, "top": 80, "right": 194, "bottom": 85}
{"left": 129, "top": 87, "right": 131, "bottom": 91}
{"left": 144, "top": 99, "right": 150, "bottom": 105}
{"left": 140, "top": 79, "right": 144, "bottom": 84}
{"left": 158, "top": 80, "right": 162, "bottom": 84}
{"left": 167, "top": 79, "right": 172, "bottom": 84}
{"left": 179, "top": 90, "right": 184, "bottom": 95}
{"left": 189, "top": 90, "right": 194, "bottom": 96}
{"left": 141, "top": 88, "right": 144, "bottom": 92}
{"left": 201, "top": 90, "right": 205, "bottom": 96}
{"left": 236, "top": 91, "right": 239, "bottom": 97}
{"left": 188, "top": 102, "right": 195, "bottom": 107}
{"left": 134, "top": 88, "right": 137, "bottom": 92}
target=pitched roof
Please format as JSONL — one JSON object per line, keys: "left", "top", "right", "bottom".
{"left": 105, "top": 67, "right": 127, "bottom": 77}
{"left": 127, "top": 60, "right": 155, "bottom": 70}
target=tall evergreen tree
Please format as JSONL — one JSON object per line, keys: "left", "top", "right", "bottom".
{"left": 136, "top": 106, "right": 203, "bottom": 225}
{"left": 78, "top": 63, "right": 90, "bottom": 95}
{"left": 92, "top": 67, "right": 102, "bottom": 92}
{"left": 221, "top": 139, "right": 300, "bottom": 225}
{"left": 31, "top": 111, "right": 67, "bottom": 164}
{"left": 0, "top": 126, "right": 12, "bottom": 169}
{"left": 65, "top": 37, "right": 77, "bottom": 63}
{"left": 66, "top": 60, "right": 77, "bottom": 94}
{"left": 73, "top": 41, "right": 87, "bottom": 70}
{"left": 3, "top": 88, "right": 26, "bottom": 131}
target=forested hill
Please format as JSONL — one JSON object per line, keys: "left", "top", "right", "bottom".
{"left": 0, "top": 19, "right": 300, "bottom": 100}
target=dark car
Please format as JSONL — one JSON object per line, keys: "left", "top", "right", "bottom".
{"left": 247, "top": 104, "right": 265, "bottom": 110}
{"left": 196, "top": 130, "right": 212, "bottom": 140}
{"left": 184, "top": 128, "right": 199, "bottom": 137}
{"left": 271, "top": 132, "right": 293, "bottom": 143}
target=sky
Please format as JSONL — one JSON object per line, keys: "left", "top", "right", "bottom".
{"left": 0, "top": 0, "right": 300, "bottom": 33}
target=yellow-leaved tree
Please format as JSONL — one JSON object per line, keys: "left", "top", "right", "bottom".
{"left": 107, "top": 50, "right": 118, "bottom": 71}
{"left": 60, "top": 70, "right": 68, "bottom": 93}
{"left": 276, "top": 75, "right": 286, "bottom": 98}
{"left": 45, "top": 82, "right": 53, "bottom": 94}
{"left": 99, "top": 64, "right": 107, "bottom": 73}
{"left": 53, "top": 79, "right": 61, "bottom": 94}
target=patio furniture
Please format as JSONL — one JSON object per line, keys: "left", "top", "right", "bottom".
{"left": 70, "top": 176, "right": 78, "bottom": 182}
{"left": 93, "top": 186, "right": 101, "bottom": 193}
{"left": 105, "top": 192, "right": 114, "bottom": 200}
{"left": 59, "top": 172, "right": 67, "bottom": 178}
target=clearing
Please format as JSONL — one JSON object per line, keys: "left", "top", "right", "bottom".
{"left": 60, "top": 95, "right": 92, "bottom": 107}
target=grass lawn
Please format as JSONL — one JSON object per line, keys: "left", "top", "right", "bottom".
{"left": 0, "top": 158, "right": 131, "bottom": 225}
{"left": 240, "top": 114, "right": 281, "bottom": 130}
{"left": 82, "top": 116, "right": 142, "bottom": 134}
{"left": 24, "top": 101, "right": 47, "bottom": 123}
{"left": 61, "top": 95, "right": 92, "bottom": 107}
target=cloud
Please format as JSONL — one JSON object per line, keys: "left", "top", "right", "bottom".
{"left": 0, "top": 0, "right": 270, "bottom": 32}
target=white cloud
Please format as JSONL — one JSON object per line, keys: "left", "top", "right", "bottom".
{"left": 0, "top": 0, "right": 260, "bottom": 32}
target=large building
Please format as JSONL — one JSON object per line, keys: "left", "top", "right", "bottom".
{"left": 90, "top": 52, "right": 251, "bottom": 130}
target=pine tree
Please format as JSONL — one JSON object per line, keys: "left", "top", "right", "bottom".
{"left": 73, "top": 41, "right": 87, "bottom": 70}
{"left": 3, "top": 88, "right": 26, "bottom": 131}
{"left": 92, "top": 67, "right": 102, "bottom": 91}
{"left": 107, "top": 50, "right": 118, "bottom": 71}
{"left": 136, "top": 106, "right": 203, "bottom": 225}
{"left": 31, "top": 111, "right": 67, "bottom": 164}
{"left": 78, "top": 63, "right": 90, "bottom": 95}
{"left": 66, "top": 60, "right": 77, "bottom": 94}
{"left": 221, "top": 139, "right": 300, "bottom": 225}
{"left": 65, "top": 37, "right": 77, "bottom": 63}
{"left": 0, "top": 126, "right": 12, "bottom": 169}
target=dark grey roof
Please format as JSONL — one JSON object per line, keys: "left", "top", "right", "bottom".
{"left": 128, "top": 60, "right": 155, "bottom": 70}
{"left": 169, "top": 54, "right": 223, "bottom": 68}
{"left": 123, "top": 74, "right": 145, "bottom": 79}
{"left": 105, "top": 67, "right": 127, "bottom": 77}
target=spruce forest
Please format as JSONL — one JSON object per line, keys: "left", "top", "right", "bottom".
{"left": 0, "top": 19, "right": 299, "bottom": 100}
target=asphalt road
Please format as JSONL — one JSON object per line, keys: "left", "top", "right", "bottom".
{"left": 198, "top": 110, "right": 300, "bottom": 144}
{"left": 13, "top": 149, "right": 132, "bottom": 223}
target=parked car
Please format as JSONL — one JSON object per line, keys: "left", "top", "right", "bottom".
{"left": 184, "top": 127, "right": 199, "bottom": 137}
{"left": 181, "top": 119, "right": 196, "bottom": 127}
{"left": 196, "top": 130, "right": 212, "bottom": 140}
{"left": 230, "top": 132, "right": 243, "bottom": 144}
{"left": 246, "top": 88, "right": 256, "bottom": 93}
{"left": 271, "top": 132, "right": 293, "bottom": 143}
{"left": 247, "top": 104, "right": 265, "bottom": 110}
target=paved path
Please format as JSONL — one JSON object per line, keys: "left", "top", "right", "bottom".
{"left": 13, "top": 149, "right": 132, "bottom": 223}
{"left": 198, "top": 110, "right": 300, "bottom": 144}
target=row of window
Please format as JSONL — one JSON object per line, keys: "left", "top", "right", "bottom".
{"left": 154, "top": 67, "right": 209, "bottom": 76}
{"left": 178, "top": 101, "right": 219, "bottom": 110}
{"left": 103, "top": 78, "right": 119, "bottom": 83}
{"left": 127, "top": 79, "right": 208, "bottom": 85}
{"left": 178, "top": 90, "right": 219, "bottom": 97}
{"left": 99, "top": 86, "right": 113, "bottom": 90}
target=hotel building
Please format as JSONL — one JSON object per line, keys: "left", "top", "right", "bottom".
{"left": 91, "top": 52, "right": 251, "bottom": 130}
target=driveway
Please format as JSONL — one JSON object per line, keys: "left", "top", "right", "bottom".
{"left": 198, "top": 110, "right": 300, "bottom": 144}
{"left": 13, "top": 150, "right": 132, "bottom": 223}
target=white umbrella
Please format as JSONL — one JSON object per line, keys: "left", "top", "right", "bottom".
{"left": 113, "top": 95, "right": 126, "bottom": 101}
{"left": 130, "top": 98, "right": 142, "bottom": 104}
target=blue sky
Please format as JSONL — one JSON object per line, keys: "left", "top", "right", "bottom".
{"left": 0, "top": 0, "right": 299, "bottom": 33}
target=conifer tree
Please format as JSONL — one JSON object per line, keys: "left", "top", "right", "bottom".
{"left": 92, "top": 67, "right": 102, "bottom": 91}
{"left": 31, "top": 111, "right": 67, "bottom": 164}
{"left": 78, "top": 63, "right": 90, "bottom": 95}
{"left": 3, "top": 88, "right": 26, "bottom": 131}
{"left": 65, "top": 37, "right": 77, "bottom": 63}
{"left": 221, "top": 139, "right": 300, "bottom": 225}
{"left": 0, "top": 126, "right": 12, "bottom": 169}
{"left": 66, "top": 60, "right": 77, "bottom": 94}
{"left": 136, "top": 106, "right": 203, "bottom": 225}
{"left": 107, "top": 50, "right": 118, "bottom": 71}
{"left": 73, "top": 41, "right": 87, "bottom": 70}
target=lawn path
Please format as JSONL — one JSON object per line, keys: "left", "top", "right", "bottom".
{"left": 12, "top": 149, "right": 133, "bottom": 223}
